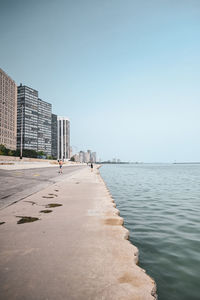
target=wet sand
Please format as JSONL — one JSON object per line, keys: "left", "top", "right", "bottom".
{"left": 0, "top": 165, "right": 157, "bottom": 300}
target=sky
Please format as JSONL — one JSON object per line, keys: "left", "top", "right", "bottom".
{"left": 1, "top": 0, "right": 200, "bottom": 162}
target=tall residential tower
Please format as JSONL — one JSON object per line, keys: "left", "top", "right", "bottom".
{"left": 17, "top": 85, "right": 38, "bottom": 152}
{"left": 37, "top": 98, "right": 52, "bottom": 155}
{"left": 57, "top": 116, "right": 70, "bottom": 160}
{"left": 17, "top": 84, "right": 52, "bottom": 156}
{"left": 0, "top": 68, "right": 17, "bottom": 150}
{"left": 51, "top": 113, "right": 58, "bottom": 158}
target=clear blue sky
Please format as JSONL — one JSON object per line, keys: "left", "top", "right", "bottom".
{"left": 1, "top": 0, "right": 200, "bottom": 162}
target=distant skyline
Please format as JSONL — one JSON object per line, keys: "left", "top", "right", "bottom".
{"left": 1, "top": 0, "right": 200, "bottom": 162}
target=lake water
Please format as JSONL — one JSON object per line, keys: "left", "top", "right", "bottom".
{"left": 100, "top": 164, "right": 200, "bottom": 300}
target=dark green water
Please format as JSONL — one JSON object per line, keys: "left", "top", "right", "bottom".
{"left": 100, "top": 164, "right": 200, "bottom": 300}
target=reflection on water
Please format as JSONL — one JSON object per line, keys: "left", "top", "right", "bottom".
{"left": 100, "top": 164, "right": 200, "bottom": 300}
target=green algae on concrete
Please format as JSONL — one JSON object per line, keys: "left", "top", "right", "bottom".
{"left": 16, "top": 216, "right": 39, "bottom": 224}
{"left": 45, "top": 203, "right": 62, "bottom": 208}
{"left": 40, "top": 210, "right": 53, "bottom": 213}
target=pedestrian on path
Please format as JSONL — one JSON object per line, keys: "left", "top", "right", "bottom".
{"left": 91, "top": 163, "right": 93, "bottom": 172}
{"left": 58, "top": 160, "right": 63, "bottom": 174}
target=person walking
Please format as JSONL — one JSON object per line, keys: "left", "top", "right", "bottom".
{"left": 91, "top": 163, "right": 93, "bottom": 172}
{"left": 58, "top": 160, "right": 63, "bottom": 174}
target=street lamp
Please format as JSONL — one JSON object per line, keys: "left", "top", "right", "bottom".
{"left": 20, "top": 104, "right": 23, "bottom": 159}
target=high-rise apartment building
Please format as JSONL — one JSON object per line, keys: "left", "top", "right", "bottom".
{"left": 57, "top": 116, "right": 70, "bottom": 160}
{"left": 17, "top": 84, "right": 52, "bottom": 155}
{"left": 51, "top": 113, "right": 58, "bottom": 158}
{"left": 0, "top": 68, "right": 17, "bottom": 150}
{"left": 79, "top": 151, "right": 84, "bottom": 163}
{"left": 91, "top": 152, "right": 97, "bottom": 163}
{"left": 17, "top": 85, "right": 38, "bottom": 151}
{"left": 87, "top": 150, "right": 92, "bottom": 162}
{"left": 83, "top": 151, "right": 90, "bottom": 163}
{"left": 37, "top": 98, "right": 52, "bottom": 156}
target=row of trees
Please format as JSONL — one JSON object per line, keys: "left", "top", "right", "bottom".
{"left": 0, "top": 144, "right": 54, "bottom": 159}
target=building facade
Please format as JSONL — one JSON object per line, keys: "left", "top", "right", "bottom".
{"left": 57, "top": 116, "right": 70, "bottom": 160}
{"left": 51, "top": 113, "right": 58, "bottom": 158}
{"left": 37, "top": 98, "right": 52, "bottom": 156}
{"left": 71, "top": 149, "right": 97, "bottom": 163}
{"left": 17, "top": 85, "right": 38, "bottom": 151}
{"left": 87, "top": 150, "right": 92, "bottom": 162}
{"left": 17, "top": 84, "right": 52, "bottom": 156}
{"left": 79, "top": 151, "right": 84, "bottom": 163}
{"left": 0, "top": 68, "right": 17, "bottom": 150}
{"left": 83, "top": 151, "right": 90, "bottom": 163}
{"left": 91, "top": 152, "right": 97, "bottom": 163}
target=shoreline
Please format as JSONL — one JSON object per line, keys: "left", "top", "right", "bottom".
{"left": 0, "top": 165, "right": 157, "bottom": 299}
{"left": 97, "top": 166, "right": 157, "bottom": 299}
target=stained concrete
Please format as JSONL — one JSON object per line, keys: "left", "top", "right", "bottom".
{"left": 0, "top": 166, "right": 157, "bottom": 300}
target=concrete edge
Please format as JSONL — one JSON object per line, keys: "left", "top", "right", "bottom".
{"left": 96, "top": 165, "right": 158, "bottom": 300}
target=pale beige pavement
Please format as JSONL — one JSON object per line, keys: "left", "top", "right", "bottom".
{"left": 0, "top": 166, "right": 157, "bottom": 300}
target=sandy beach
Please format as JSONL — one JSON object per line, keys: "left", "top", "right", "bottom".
{"left": 0, "top": 165, "right": 157, "bottom": 300}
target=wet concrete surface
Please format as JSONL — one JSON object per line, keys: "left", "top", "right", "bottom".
{"left": 0, "top": 165, "right": 86, "bottom": 209}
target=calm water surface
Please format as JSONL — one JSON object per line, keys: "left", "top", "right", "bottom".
{"left": 100, "top": 164, "right": 200, "bottom": 300}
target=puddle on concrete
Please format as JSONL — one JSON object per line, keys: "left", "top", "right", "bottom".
{"left": 16, "top": 216, "right": 39, "bottom": 224}
{"left": 24, "top": 201, "right": 36, "bottom": 205}
{"left": 76, "top": 182, "right": 80, "bottom": 184}
{"left": 0, "top": 222, "right": 5, "bottom": 225}
{"left": 45, "top": 203, "right": 62, "bottom": 208}
{"left": 42, "top": 196, "right": 54, "bottom": 199}
{"left": 40, "top": 209, "right": 53, "bottom": 214}
{"left": 48, "top": 193, "right": 58, "bottom": 197}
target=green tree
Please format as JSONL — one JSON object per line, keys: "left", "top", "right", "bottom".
{"left": 47, "top": 155, "right": 53, "bottom": 160}
{"left": 0, "top": 144, "right": 9, "bottom": 155}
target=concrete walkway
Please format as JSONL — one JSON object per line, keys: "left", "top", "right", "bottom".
{"left": 0, "top": 166, "right": 157, "bottom": 300}
{"left": 0, "top": 161, "right": 82, "bottom": 170}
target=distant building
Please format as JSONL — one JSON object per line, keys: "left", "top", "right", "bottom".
{"left": 91, "top": 152, "right": 97, "bottom": 163}
{"left": 17, "top": 84, "right": 52, "bottom": 155}
{"left": 73, "top": 153, "right": 79, "bottom": 162}
{"left": 79, "top": 151, "right": 84, "bottom": 163}
{"left": 84, "top": 151, "right": 90, "bottom": 163}
{"left": 0, "top": 68, "right": 17, "bottom": 150}
{"left": 51, "top": 113, "right": 57, "bottom": 158}
{"left": 73, "top": 149, "right": 97, "bottom": 163}
{"left": 57, "top": 116, "right": 70, "bottom": 160}
{"left": 87, "top": 150, "right": 92, "bottom": 162}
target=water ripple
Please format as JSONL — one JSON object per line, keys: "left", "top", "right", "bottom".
{"left": 100, "top": 164, "right": 200, "bottom": 300}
